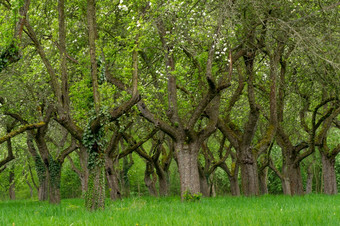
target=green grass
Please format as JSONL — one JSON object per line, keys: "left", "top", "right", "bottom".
{"left": 1, "top": 195, "right": 340, "bottom": 225}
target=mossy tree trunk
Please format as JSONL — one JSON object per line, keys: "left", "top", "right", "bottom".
{"left": 48, "top": 157, "right": 62, "bottom": 204}
{"left": 85, "top": 164, "right": 105, "bottom": 211}
{"left": 33, "top": 155, "right": 49, "bottom": 201}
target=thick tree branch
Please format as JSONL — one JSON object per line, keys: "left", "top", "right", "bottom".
{"left": 0, "top": 122, "right": 45, "bottom": 145}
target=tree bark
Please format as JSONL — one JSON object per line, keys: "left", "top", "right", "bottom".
{"left": 85, "top": 165, "right": 105, "bottom": 211}
{"left": 321, "top": 152, "right": 337, "bottom": 195}
{"left": 144, "top": 162, "right": 158, "bottom": 196}
{"left": 48, "top": 159, "right": 62, "bottom": 204}
{"left": 239, "top": 147, "right": 259, "bottom": 196}
{"left": 38, "top": 172, "right": 48, "bottom": 201}
{"left": 78, "top": 148, "right": 89, "bottom": 195}
{"left": 219, "top": 161, "right": 240, "bottom": 196}
{"left": 229, "top": 176, "right": 240, "bottom": 196}
{"left": 158, "top": 172, "right": 170, "bottom": 196}
{"left": 9, "top": 167, "right": 15, "bottom": 200}
{"left": 281, "top": 177, "right": 291, "bottom": 195}
{"left": 259, "top": 167, "right": 268, "bottom": 195}
{"left": 175, "top": 141, "right": 200, "bottom": 198}
{"left": 198, "top": 167, "right": 210, "bottom": 197}
{"left": 68, "top": 148, "right": 89, "bottom": 195}
{"left": 120, "top": 156, "right": 133, "bottom": 197}
{"left": 305, "top": 164, "right": 313, "bottom": 194}
{"left": 282, "top": 163, "right": 304, "bottom": 195}
{"left": 105, "top": 157, "right": 121, "bottom": 200}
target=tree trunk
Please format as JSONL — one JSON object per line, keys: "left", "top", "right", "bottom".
{"left": 78, "top": 147, "right": 89, "bottom": 195}
{"left": 26, "top": 180, "right": 34, "bottom": 198}
{"left": 281, "top": 177, "right": 291, "bottom": 195}
{"left": 120, "top": 156, "right": 132, "bottom": 197}
{"left": 239, "top": 147, "right": 259, "bottom": 196}
{"left": 220, "top": 162, "right": 240, "bottom": 196}
{"left": 282, "top": 162, "right": 304, "bottom": 195}
{"left": 259, "top": 167, "right": 268, "bottom": 195}
{"left": 210, "top": 182, "right": 216, "bottom": 197}
{"left": 48, "top": 159, "right": 62, "bottom": 204}
{"left": 176, "top": 142, "right": 200, "bottom": 199}
{"left": 321, "top": 153, "right": 337, "bottom": 195}
{"left": 305, "top": 164, "right": 313, "bottom": 194}
{"left": 158, "top": 172, "right": 170, "bottom": 196}
{"left": 38, "top": 176, "right": 48, "bottom": 201}
{"left": 144, "top": 162, "right": 158, "bottom": 196}
{"left": 85, "top": 165, "right": 105, "bottom": 210}
{"left": 9, "top": 167, "right": 15, "bottom": 200}
{"left": 34, "top": 155, "right": 49, "bottom": 201}
{"left": 229, "top": 176, "right": 240, "bottom": 196}
{"left": 105, "top": 157, "right": 121, "bottom": 200}
{"left": 198, "top": 167, "right": 210, "bottom": 197}
{"left": 288, "top": 164, "right": 304, "bottom": 195}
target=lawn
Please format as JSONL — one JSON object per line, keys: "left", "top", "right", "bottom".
{"left": 1, "top": 195, "right": 339, "bottom": 225}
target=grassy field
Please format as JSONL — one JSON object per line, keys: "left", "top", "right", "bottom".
{"left": 1, "top": 195, "right": 340, "bottom": 225}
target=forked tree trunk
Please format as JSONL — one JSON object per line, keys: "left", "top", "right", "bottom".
{"left": 239, "top": 147, "right": 259, "bottom": 196}
{"left": 105, "top": 158, "right": 121, "bottom": 200}
{"left": 220, "top": 162, "right": 240, "bottom": 196}
{"left": 259, "top": 167, "right": 268, "bottom": 195}
{"left": 176, "top": 142, "right": 200, "bottom": 199}
{"left": 321, "top": 153, "right": 337, "bottom": 195}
